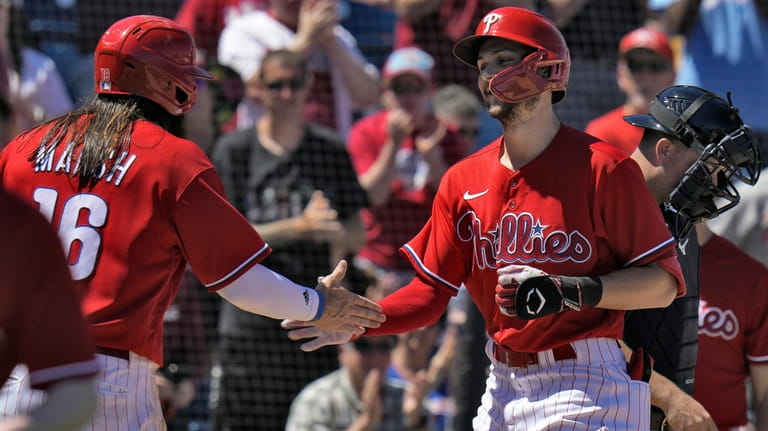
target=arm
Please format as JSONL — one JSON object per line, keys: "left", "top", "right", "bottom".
{"left": 0, "top": 377, "right": 97, "bottom": 431}
{"left": 496, "top": 262, "right": 678, "bottom": 321}
{"left": 321, "top": 31, "right": 380, "bottom": 107}
{"left": 253, "top": 190, "right": 343, "bottom": 248}
{"left": 357, "top": 109, "right": 411, "bottom": 206}
{"left": 751, "top": 363, "right": 768, "bottom": 431}
{"left": 217, "top": 260, "right": 384, "bottom": 332}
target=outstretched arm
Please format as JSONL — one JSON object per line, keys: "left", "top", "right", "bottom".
{"left": 217, "top": 260, "right": 385, "bottom": 333}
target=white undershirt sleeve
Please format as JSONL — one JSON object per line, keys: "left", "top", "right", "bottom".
{"left": 216, "top": 264, "right": 324, "bottom": 321}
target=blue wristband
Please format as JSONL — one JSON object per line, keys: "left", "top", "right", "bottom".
{"left": 311, "top": 289, "right": 326, "bottom": 321}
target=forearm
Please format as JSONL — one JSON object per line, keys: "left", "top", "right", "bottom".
{"left": 597, "top": 264, "right": 677, "bottom": 310}
{"left": 217, "top": 264, "right": 323, "bottom": 321}
{"left": 324, "top": 35, "right": 380, "bottom": 106}
{"left": 253, "top": 218, "right": 307, "bottom": 247}
{"left": 359, "top": 141, "right": 401, "bottom": 206}
{"left": 366, "top": 276, "right": 452, "bottom": 336}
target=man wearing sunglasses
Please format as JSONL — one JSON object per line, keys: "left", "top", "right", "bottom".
{"left": 210, "top": 49, "right": 371, "bottom": 431}
{"left": 586, "top": 26, "right": 677, "bottom": 156}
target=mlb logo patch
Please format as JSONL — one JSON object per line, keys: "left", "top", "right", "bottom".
{"left": 100, "top": 81, "right": 111, "bottom": 91}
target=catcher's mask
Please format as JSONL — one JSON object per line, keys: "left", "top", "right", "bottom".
{"left": 626, "top": 85, "right": 762, "bottom": 238}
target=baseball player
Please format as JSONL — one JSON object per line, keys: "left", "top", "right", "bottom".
{"left": 620, "top": 84, "right": 762, "bottom": 431}
{"left": 284, "top": 7, "right": 688, "bottom": 430}
{"left": 695, "top": 223, "right": 768, "bottom": 431}
{"left": 0, "top": 15, "right": 384, "bottom": 431}
{"left": 0, "top": 186, "right": 100, "bottom": 430}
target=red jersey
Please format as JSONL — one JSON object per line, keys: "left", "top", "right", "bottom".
{"left": 348, "top": 110, "right": 466, "bottom": 270}
{"left": 0, "top": 120, "right": 270, "bottom": 365}
{"left": 584, "top": 107, "right": 645, "bottom": 156}
{"left": 401, "top": 125, "right": 684, "bottom": 351}
{"left": 695, "top": 234, "right": 768, "bottom": 430}
{"left": 0, "top": 187, "right": 99, "bottom": 389}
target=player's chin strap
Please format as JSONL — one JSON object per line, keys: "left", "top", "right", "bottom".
{"left": 513, "top": 275, "right": 603, "bottom": 320}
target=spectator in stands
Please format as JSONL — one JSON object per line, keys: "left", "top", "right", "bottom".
{"left": 1, "top": 2, "right": 73, "bottom": 132}
{"left": 286, "top": 335, "right": 431, "bottom": 431}
{"left": 217, "top": 0, "right": 380, "bottom": 136}
{"left": 542, "top": 0, "right": 648, "bottom": 130}
{"left": 585, "top": 26, "right": 676, "bottom": 156}
{"left": 210, "top": 49, "right": 369, "bottom": 431}
{"left": 347, "top": 46, "right": 466, "bottom": 290}
{"left": 651, "top": 0, "right": 768, "bottom": 164}
{"left": 387, "top": 313, "right": 457, "bottom": 431}
{"left": 432, "top": 84, "right": 483, "bottom": 154}
{"left": 694, "top": 222, "right": 768, "bottom": 431}
{"left": 707, "top": 166, "right": 768, "bottom": 267}
{"left": 175, "top": 0, "right": 266, "bottom": 65}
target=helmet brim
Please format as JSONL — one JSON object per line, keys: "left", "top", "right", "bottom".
{"left": 453, "top": 35, "right": 493, "bottom": 68}
{"left": 624, "top": 113, "right": 674, "bottom": 135}
{"left": 191, "top": 65, "right": 216, "bottom": 80}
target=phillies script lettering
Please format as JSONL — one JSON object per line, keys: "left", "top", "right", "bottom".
{"left": 456, "top": 211, "right": 592, "bottom": 269}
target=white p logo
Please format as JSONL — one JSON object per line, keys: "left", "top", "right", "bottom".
{"left": 482, "top": 13, "right": 501, "bottom": 34}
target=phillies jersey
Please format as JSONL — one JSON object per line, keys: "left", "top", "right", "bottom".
{"left": 0, "top": 187, "right": 99, "bottom": 389}
{"left": 695, "top": 234, "right": 768, "bottom": 430}
{"left": 401, "top": 125, "right": 684, "bottom": 351}
{"left": 0, "top": 120, "right": 270, "bottom": 365}
{"left": 584, "top": 106, "right": 645, "bottom": 156}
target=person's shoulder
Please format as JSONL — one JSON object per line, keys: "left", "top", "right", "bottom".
{"left": 352, "top": 109, "right": 388, "bottom": 130}
{"left": 584, "top": 107, "right": 624, "bottom": 134}
{"left": 224, "top": 8, "right": 271, "bottom": 28}
{"left": 705, "top": 234, "right": 768, "bottom": 275}
{"left": 441, "top": 137, "right": 500, "bottom": 181}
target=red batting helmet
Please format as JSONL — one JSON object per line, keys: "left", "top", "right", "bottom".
{"left": 94, "top": 15, "right": 215, "bottom": 115}
{"left": 453, "top": 7, "right": 570, "bottom": 104}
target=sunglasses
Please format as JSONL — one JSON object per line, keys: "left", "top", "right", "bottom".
{"left": 264, "top": 78, "right": 306, "bottom": 92}
{"left": 351, "top": 338, "right": 396, "bottom": 354}
{"left": 625, "top": 58, "right": 672, "bottom": 74}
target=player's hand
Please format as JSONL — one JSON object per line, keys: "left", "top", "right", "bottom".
{"left": 281, "top": 319, "right": 353, "bottom": 351}
{"left": 664, "top": 394, "right": 718, "bottom": 431}
{"left": 495, "top": 264, "right": 548, "bottom": 317}
{"left": 313, "top": 260, "right": 386, "bottom": 332}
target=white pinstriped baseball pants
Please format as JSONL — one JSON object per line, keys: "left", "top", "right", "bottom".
{"left": 0, "top": 352, "right": 166, "bottom": 430}
{"left": 473, "top": 337, "right": 650, "bottom": 431}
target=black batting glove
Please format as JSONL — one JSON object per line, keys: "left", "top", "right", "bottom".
{"left": 514, "top": 275, "right": 603, "bottom": 320}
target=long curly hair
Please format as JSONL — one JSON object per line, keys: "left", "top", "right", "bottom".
{"left": 28, "top": 94, "right": 182, "bottom": 189}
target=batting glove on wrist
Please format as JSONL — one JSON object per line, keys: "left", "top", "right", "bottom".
{"left": 495, "top": 264, "right": 548, "bottom": 318}
{"left": 496, "top": 264, "right": 603, "bottom": 320}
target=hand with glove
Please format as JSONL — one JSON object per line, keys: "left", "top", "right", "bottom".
{"left": 495, "top": 264, "right": 603, "bottom": 320}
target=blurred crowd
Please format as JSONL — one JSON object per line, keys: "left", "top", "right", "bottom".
{"left": 1, "top": 1, "right": 766, "bottom": 431}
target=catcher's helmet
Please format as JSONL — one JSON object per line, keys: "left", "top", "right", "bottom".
{"left": 626, "top": 85, "right": 762, "bottom": 238}
{"left": 452, "top": 7, "right": 570, "bottom": 104}
{"left": 94, "top": 15, "right": 215, "bottom": 115}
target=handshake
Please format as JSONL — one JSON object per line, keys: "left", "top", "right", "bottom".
{"left": 495, "top": 264, "right": 603, "bottom": 320}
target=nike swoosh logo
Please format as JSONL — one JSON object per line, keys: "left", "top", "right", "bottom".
{"left": 463, "top": 189, "right": 489, "bottom": 200}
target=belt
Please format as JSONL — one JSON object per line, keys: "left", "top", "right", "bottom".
{"left": 493, "top": 342, "right": 576, "bottom": 368}
{"left": 93, "top": 346, "right": 130, "bottom": 360}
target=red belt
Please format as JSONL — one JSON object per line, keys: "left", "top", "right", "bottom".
{"left": 93, "top": 346, "right": 130, "bottom": 360}
{"left": 493, "top": 342, "right": 576, "bottom": 368}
